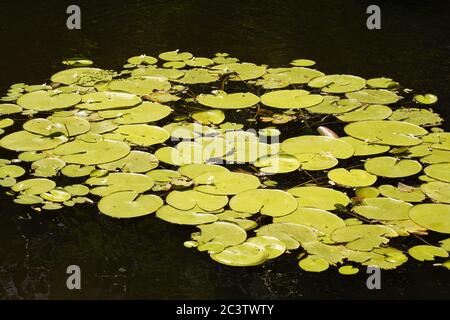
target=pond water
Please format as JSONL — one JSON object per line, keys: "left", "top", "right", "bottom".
{"left": 0, "top": 0, "right": 449, "bottom": 299}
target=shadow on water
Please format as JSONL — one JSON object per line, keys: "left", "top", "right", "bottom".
{"left": 0, "top": 0, "right": 449, "bottom": 299}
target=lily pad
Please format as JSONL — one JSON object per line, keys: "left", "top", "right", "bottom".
{"left": 212, "top": 62, "right": 266, "bottom": 81}
{"left": 0, "top": 165, "right": 25, "bottom": 178}
{"left": 420, "top": 181, "right": 450, "bottom": 203}
{"left": 77, "top": 91, "right": 142, "bottom": 111}
{"left": 364, "top": 156, "right": 422, "bottom": 178}
{"left": 192, "top": 109, "right": 225, "bottom": 125}
{"left": 53, "top": 139, "right": 130, "bottom": 165}
{"left": 281, "top": 135, "right": 354, "bottom": 159}
{"left": 414, "top": 94, "right": 438, "bottom": 104}
{"left": 193, "top": 221, "right": 247, "bottom": 248}
{"left": 346, "top": 89, "right": 401, "bottom": 105}
{"left": 0, "top": 131, "right": 68, "bottom": 151}
{"left": 194, "top": 171, "right": 261, "bottom": 195}
{"left": 261, "top": 90, "right": 323, "bottom": 109}
{"left": 86, "top": 173, "right": 154, "bottom": 196}
{"left": 331, "top": 224, "right": 398, "bottom": 251}
{"left": 344, "top": 120, "right": 428, "bottom": 146}
{"left": 31, "top": 157, "right": 65, "bottom": 177}
{"left": 113, "top": 124, "right": 170, "bottom": 146}
{"left": 229, "top": 189, "right": 297, "bottom": 217}
{"left": 367, "top": 77, "right": 399, "bottom": 89}
{"left": 409, "top": 204, "right": 450, "bottom": 234}
{"left": 127, "top": 55, "right": 157, "bottom": 65}
{"left": 159, "top": 50, "right": 193, "bottom": 61}
{"left": 12, "top": 178, "right": 56, "bottom": 195}
{"left": 328, "top": 168, "right": 377, "bottom": 187}
{"left": 61, "top": 164, "right": 95, "bottom": 177}
{"left": 353, "top": 197, "right": 413, "bottom": 221}
{"left": 254, "top": 154, "right": 301, "bottom": 174}
{"left": 288, "top": 186, "right": 350, "bottom": 210}
{"left": 246, "top": 236, "right": 286, "bottom": 259}
{"left": 256, "top": 223, "right": 317, "bottom": 249}
{"left": 305, "top": 96, "right": 361, "bottom": 114}
{"left": 336, "top": 105, "right": 392, "bottom": 122}
{"left": 156, "top": 205, "right": 218, "bottom": 225}
{"left": 50, "top": 67, "right": 115, "bottom": 86}
{"left": 98, "top": 151, "right": 158, "bottom": 173}
{"left": 308, "top": 74, "right": 366, "bottom": 93}
{"left": 166, "top": 190, "right": 228, "bottom": 211}
{"left": 17, "top": 90, "right": 81, "bottom": 111}
{"left": 389, "top": 108, "right": 442, "bottom": 126}
{"left": 0, "top": 103, "right": 22, "bottom": 115}
{"left": 177, "top": 68, "right": 220, "bottom": 84}
{"left": 108, "top": 77, "right": 171, "bottom": 95}
{"left": 298, "top": 256, "right": 329, "bottom": 272}
{"left": 178, "top": 163, "right": 229, "bottom": 179}
{"left": 408, "top": 245, "right": 448, "bottom": 261}
{"left": 339, "top": 136, "right": 390, "bottom": 156}
{"left": 98, "top": 190, "right": 163, "bottom": 218}
{"left": 210, "top": 242, "right": 268, "bottom": 266}
{"left": 424, "top": 163, "right": 450, "bottom": 183}
{"left": 197, "top": 91, "right": 259, "bottom": 109}
{"left": 378, "top": 184, "right": 426, "bottom": 202}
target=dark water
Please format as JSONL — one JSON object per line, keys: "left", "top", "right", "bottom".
{"left": 0, "top": 0, "right": 449, "bottom": 299}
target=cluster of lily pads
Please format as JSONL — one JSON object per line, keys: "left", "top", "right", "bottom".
{"left": 0, "top": 51, "right": 449, "bottom": 274}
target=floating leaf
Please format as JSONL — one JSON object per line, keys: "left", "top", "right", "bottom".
{"left": 261, "top": 89, "right": 323, "bottom": 109}
{"left": 420, "top": 182, "right": 450, "bottom": 203}
{"left": 338, "top": 265, "right": 359, "bottom": 275}
{"left": 98, "top": 151, "right": 158, "bottom": 173}
{"left": 346, "top": 89, "right": 401, "bottom": 105}
{"left": 353, "top": 197, "right": 412, "bottom": 221}
{"left": 389, "top": 108, "right": 442, "bottom": 126}
{"left": 378, "top": 184, "right": 425, "bottom": 202}
{"left": 0, "top": 103, "right": 22, "bottom": 115}
{"left": 212, "top": 62, "right": 266, "bottom": 81}
{"left": 127, "top": 55, "right": 157, "bottom": 65}
{"left": 414, "top": 94, "right": 438, "bottom": 104}
{"left": 17, "top": 90, "right": 81, "bottom": 111}
{"left": 287, "top": 186, "right": 350, "bottom": 210}
{"left": 156, "top": 205, "right": 218, "bottom": 225}
{"left": 61, "top": 164, "right": 95, "bottom": 177}
{"left": 328, "top": 168, "right": 377, "bottom": 187}
{"left": 424, "top": 163, "right": 450, "bottom": 183}
{"left": 192, "top": 109, "right": 225, "bottom": 125}
{"left": 339, "top": 136, "right": 389, "bottom": 156}
{"left": 98, "top": 190, "right": 163, "bottom": 218}
{"left": 290, "top": 59, "right": 316, "bottom": 67}
{"left": 409, "top": 204, "right": 450, "bottom": 234}
{"left": 0, "top": 165, "right": 25, "bottom": 178}
{"left": 229, "top": 189, "right": 297, "bottom": 217}
{"left": 166, "top": 190, "right": 228, "bottom": 211}
{"left": 197, "top": 91, "right": 259, "bottom": 109}
{"left": 53, "top": 139, "right": 130, "bottom": 165}
{"left": 305, "top": 96, "right": 361, "bottom": 114}
{"left": 210, "top": 242, "right": 268, "bottom": 266}
{"left": 344, "top": 120, "right": 428, "bottom": 146}
{"left": 194, "top": 171, "right": 260, "bottom": 195}
{"left": 367, "top": 77, "right": 399, "bottom": 89}
{"left": 77, "top": 91, "right": 141, "bottom": 111}
{"left": 31, "top": 157, "right": 65, "bottom": 177}
{"left": 112, "top": 124, "right": 170, "bottom": 146}
{"left": 282, "top": 135, "right": 354, "bottom": 159}
{"left": 193, "top": 221, "right": 247, "bottom": 248}
{"left": 0, "top": 130, "right": 68, "bottom": 151}
{"left": 247, "top": 236, "right": 286, "bottom": 259}
{"left": 254, "top": 154, "right": 300, "bottom": 174}
{"left": 177, "top": 68, "right": 220, "bottom": 84}
{"left": 308, "top": 74, "right": 366, "bottom": 93}
{"left": 159, "top": 50, "right": 193, "bottom": 61}
{"left": 298, "top": 256, "right": 329, "bottom": 272}
{"left": 336, "top": 105, "right": 392, "bottom": 122}
{"left": 364, "top": 156, "right": 422, "bottom": 178}
{"left": 108, "top": 77, "right": 171, "bottom": 95}
{"left": 408, "top": 245, "right": 448, "bottom": 261}
{"left": 51, "top": 67, "right": 115, "bottom": 86}
{"left": 86, "top": 173, "right": 154, "bottom": 196}
{"left": 331, "top": 225, "right": 397, "bottom": 251}
{"left": 12, "top": 178, "right": 56, "bottom": 195}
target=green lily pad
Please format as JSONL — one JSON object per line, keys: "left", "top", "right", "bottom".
{"left": 328, "top": 168, "right": 377, "bottom": 187}
{"left": 127, "top": 55, "right": 158, "bottom": 65}
{"left": 408, "top": 245, "right": 449, "bottom": 261}
{"left": 339, "top": 137, "right": 390, "bottom": 156}
{"left": 131, "top": 66, "right": 184, "bottom": 80}
{"left": 112, "top": 124, "right": 170, "bottom": 146}
{"left": 287, "top": 186, "right": 350, "bottom": 210}
{"left": 0, "top": 165, "right": 25, "bottom": 178}
{"left": 77, "top": 91, "right": 142, "bottom": 111}
{"left": 0, "top": 118, "right": 14, "bottom": 129}
{"left": 424, "top": 163, "right": 450, "bottom": 183}
{"left": 12, "top": 178, "right": 56, "bottom": 195}
{"left": 192, "top": 109, "right": 225, "bottom": 125}
{"left": 17, "top": 90, "right": 81, "bottom": 111}
{"left": 0, "top": 130, "right": 68, "bottom": 151}
{"left": 353, "top": 197, "right": 413, "bottom": 221}
{"left": 256, "top": 223, "right": 317, "bottom": 249}
{"left": 178, "top": 163, "right": 229, "bottom": 179}
{"left": 254, "top": 154, "right": 301, "bottom": 174}
{"left": 409, "top": 204, "right": 450, "bottom": 233}
{"left": 305, "top": 96, "right": 361, "bottom": 114}
{"left": 263, "top": 67, "right": 324, "bottom": 85}
{"left": 298, "top": 256, "right": 329, "bottom": 272}
{"left": 51, "top": 67, "right": 115, "bottom": 86}
{"left": 364, "top": 156, "right": 422, "bottom": 178}
{"left": 194, "top": 171, "right": 260, "bottom": 195}
{"left": 17, "top": 151, "right": 47, "bottom": 162}
{"left": 308, "top": 74, "right": 366, "bottom": 93}
{"left": 146, "top": 169, "right": 181, "bottom": 182}
{"left": 0, "top": 103, "right": 22, "bottom": 115}
{"left": 282, "top": 135, "right": 354, "bottom": 159}
{"left": 389, "top": 108, "right": 442, "bottom": 126}
{"left": 355, "top": 187, "right": 380, "bottom": 199}
{"left": 337, "top": 105, "right": 392, "bottom": 122}
{"left": 294, "top": 152, "right": 339, "bottom": 170}
{"left": 156, "top": 205, "right": 219, "bottom": 225}
{"left": 98, "top": 151, "right": 158, "bottom": 173}
{"left": 210, "top": 242, "right": 268, "bottom": 266}
{"left": 261, "top": 89, "right": 323, "bottom": 109}
{"left": 290, "top": 59, "right": 316, "bottom": 67}
{"left": 163, "top": 61, "right": 186, "bottom": 69}
{"left": 193, "top": 221, "right": 247, "bottom": 248}
{"left": 348, "top": 247, "right": 408, "bottom": 270}
{"left": 61, "top": 164, "right": 95, "bottom": 177}
{"left": 185, "top": 57, "right": 214, "bottom": 67}
{"left": 86, "top": 173, "right": 154, "bottom": 196}
{"left": 346, "top": 89, "right": 401, "bottom": 105}
{"left": 166, "top": 190, "right": 228, "bottom": 211}
{"left": 197, "top": 91, "right": 259, "bottom": 109}
{"left": 0, "top": 177, "right": 17, "bottom": 187}
{"left": 274, "top": 206, "right": 345, "bottom": 235}
{"left": 440, "top": 239, "right": 450, "bottom": 251}
{"left": 414, "top": 94, "right": 438, "bottom": 104}
{"left": 212, "top": 62, "right": 266, "bottom": 81}
{"left": 53, "top": 139, "right": 130, "bottom": 165}
{"left": 378, "top": 184, "right": 425, "bottom": 202}
{"left": 367, "top": 77, "right": 399, "bottom": 89}
{"left": 159, "top": 50, "right": 193, "bottom": 61}
{"left": 420, "top": 182, "right": 450, "bottom": 203}
{"left": 108, "top": 77, "right": 171, "bottom": 95}
{"left": 98, "top": 190, "right": 163, "bottom": 218}
{"left": 176, "top": 68, "right": 220, "bottom": 84}
{"left": 31, "top": 157, "right": 65, "bottom": 177}
{"left": 331, "top": 224, "right": 397, "bottom": 251}
{"left": 40, "top": 188, "right": 71, "bottom": 202}
{"left": 229, "top": 189, "right": 297, "bottom": 217}
{"left": 338, "top": 265, "right": 359, "bottom": 275}
{"left": 14, "top": 194, "right": 44, "bottom": 205}
{"left": 344, "top": 120, "right": 428, "bottom": 146}
{"left": 246, "top": 236, "right": 286, "bottom": 259}
{"left": 64, "top": 184, "right": 90, "bottom": 196}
